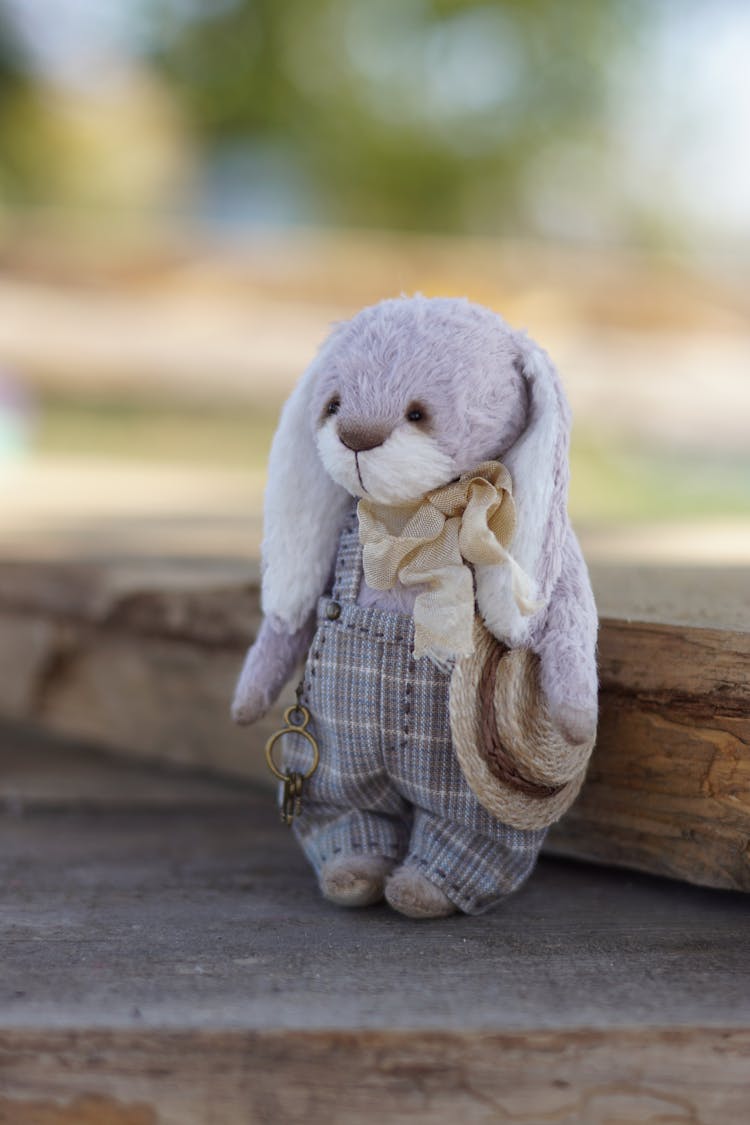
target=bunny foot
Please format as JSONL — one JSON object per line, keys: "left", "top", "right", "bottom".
{"left": 385, "top": 866, "right": 457, "bottom": 919}
{"left": 320, "top": 855, "right": 394, "bottom": 908}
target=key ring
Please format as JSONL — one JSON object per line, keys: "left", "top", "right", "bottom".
{"left": 265, "top": 699, "right": 320, "bottom": 824}
{"left": 264, "top": 704, "right": 320, "bottom": 783}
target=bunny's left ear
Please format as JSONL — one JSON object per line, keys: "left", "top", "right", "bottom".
{"left": 475, "top": 333, "right": 571, "bottom": 645}
{"left": 260, "top": 344, "right": 352, "bottom": 632}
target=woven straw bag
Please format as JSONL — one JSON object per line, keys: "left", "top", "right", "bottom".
{"left": 449, "top": 619, "right": 596, "bottom": 830}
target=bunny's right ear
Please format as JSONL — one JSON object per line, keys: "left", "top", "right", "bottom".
{"left": 260, "top": 350, "right": 352, "bottom": 632}
{"left": 475, "top": 330, "right": 571, "bottom": 646}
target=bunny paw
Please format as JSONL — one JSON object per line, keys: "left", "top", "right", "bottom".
{"left": 385, "top": 866, "right": 457, "bottom": 919}
{"left": 231, "top": 684, "right": 271, "bottom": 725}
{"left": 320, "top": 855, "right": 394, "bottom": 908}
{"left": 551, "top": 702, "right": 597, "bottom": 746}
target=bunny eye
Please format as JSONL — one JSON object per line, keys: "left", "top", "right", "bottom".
{"left": 406, "top": 402, "right": 427, "bottom": 423}
{"left": 326, "top": 397, "right": 341, "bottom": 416}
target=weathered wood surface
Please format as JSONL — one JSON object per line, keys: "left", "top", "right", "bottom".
{"left": 1, "top": 559, "right": 748, "bottom": 890}
{"left": 1, "top": 729, "right": 749, "bottom": 1124}
{"left": 3, "top": 1029, "right": 750, "bottom": 1125}
{"left": 547, "top": 616, "right": 750, "bottom": 889}
{"left": 0, "top": 559, "right": 274, "bottom": 784}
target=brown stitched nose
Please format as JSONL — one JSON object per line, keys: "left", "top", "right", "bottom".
{"left": 337, "top": 423, "right": 388, "bottom": 453}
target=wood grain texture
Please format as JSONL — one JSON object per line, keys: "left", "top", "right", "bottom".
{"left": 547, "top": 617, "right": 750, "bottom": 890}
{"left": 1, "top": 738, "right": 749, "bottom": 1124}
{"left": 1, "top": 560, "right": 748, "bottom": 889}
{"left": 4, "top": 737, "right": 748, "bottom": 1036}
{"left": 2, "top": 1029, "right": 750, "bottom": 1125}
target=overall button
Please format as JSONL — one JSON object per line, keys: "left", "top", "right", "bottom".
{"left": 326, "top": 600, "right": 342, "bottom": 621}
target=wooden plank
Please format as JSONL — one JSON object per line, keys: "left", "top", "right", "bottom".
{"left": 0, "top": 722, "right": 250, "bottom": 809}
{"left": 2, "top": 731, "right": 748, "bottom": 1035}
{"left": 546, "top": 617, "right": 750, "bottom": 890}
{"left": 1, "top": 558, "right": 747, "bottom": 635}
{"left": 1, "top": 735, "right": 749, "bottom": 1123}
{"left": 2, "top": 1029, "right": 750, "bottom": 1125}
{"left": 0, "top": 560, "right": 748, "bottom": 889}
{"left": 4, "top": 620, "right": 273, "bottom": 783}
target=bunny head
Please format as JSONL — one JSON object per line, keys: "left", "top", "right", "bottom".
{"left": 312, "top": 298, "right": 527, "bottom": 506}
{"left": 262, "top": 295, "right": 571, "bottom": 645}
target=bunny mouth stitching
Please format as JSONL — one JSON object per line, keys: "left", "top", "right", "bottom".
{"left": 354, "top": 452, "right": 369, "bottom": 494}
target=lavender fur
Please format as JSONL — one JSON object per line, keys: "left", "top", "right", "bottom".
{"left": 233, "top": 295, "right": 598, "bottom": 740}
{"left": 232, "top": 614, "right": 314, "bottom": 723}
{"left": 532, "top": 534, "right": 598, "bottom": 744}
{"left": 311, "top": 297, "right": 528, "bottom": 475}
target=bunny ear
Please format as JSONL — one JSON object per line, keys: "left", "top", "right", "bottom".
{"left": 261, "top": 353, "right": 352, "bottom": 632}
{"left": 476, "top": 333, "right": 571, "bottom": 645}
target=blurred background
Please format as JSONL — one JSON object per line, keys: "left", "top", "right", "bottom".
{"left": 1, "top": 0, "right": 748, "bottom": 571}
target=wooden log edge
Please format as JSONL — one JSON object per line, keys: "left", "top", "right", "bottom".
{"left": 0, "top": 560, "right": 748, "bottom": 892}
{"left": 1, "top": 1027, "right": 750, "bottom": 1124}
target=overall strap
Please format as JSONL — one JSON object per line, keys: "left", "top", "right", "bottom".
{"left": 330, "top": 503, "right": 363, "bottom": 604}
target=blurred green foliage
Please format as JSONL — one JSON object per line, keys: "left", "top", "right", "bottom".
{"left": 0, "top": 15, "right": 38, "bottom": 204}
{"left": 150, "top": 0, "right": 645, "bottom": 232}
{"left": 0, "top": 0, "right": 651, "bottom": 234}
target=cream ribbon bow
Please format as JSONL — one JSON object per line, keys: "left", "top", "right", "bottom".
{"left": 358, "top": 461, "right": 539, "bottom": 665}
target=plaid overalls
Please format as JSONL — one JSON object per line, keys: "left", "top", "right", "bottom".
{"left": 283, "top": 508, "right": 546, "bottom": 914}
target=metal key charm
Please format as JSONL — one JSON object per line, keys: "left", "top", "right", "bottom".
{"left": 264, "top": 697, "right": 320, "bottom": 826}
{"left": 280, "top": 771, "right": 304, "bottom": 823}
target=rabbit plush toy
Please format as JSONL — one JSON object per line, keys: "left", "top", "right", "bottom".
{"left": 233, "top": 296, "right": 598, "bottom": 918}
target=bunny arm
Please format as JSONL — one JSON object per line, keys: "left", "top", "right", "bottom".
{"left": 531, "top": 528, "right": 599, "bottom": 745}
{"left": 231, "top": 613, "right": 316, "bottom": 725}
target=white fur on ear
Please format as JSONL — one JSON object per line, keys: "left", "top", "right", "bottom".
{"left": 476, "top": 338, "right": 570, "bottom": 646}
{"left": 261, "top": 357, "right": 352, "bottom": 631}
